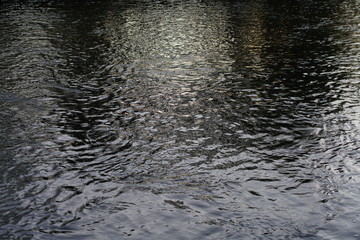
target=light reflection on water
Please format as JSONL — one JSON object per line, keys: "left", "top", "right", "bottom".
{"left": 0, "top": 0, "right": 360, "bottom": 239}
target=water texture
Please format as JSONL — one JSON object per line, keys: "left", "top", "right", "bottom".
{"left": 0, "top": 0, "right": 360, "bottom": 239}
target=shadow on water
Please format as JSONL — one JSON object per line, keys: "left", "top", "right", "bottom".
{"left": 0, "top": 0, "right": 360, "bottom": 239}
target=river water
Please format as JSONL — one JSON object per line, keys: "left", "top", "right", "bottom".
{"left": 0, "top": 0, "right": 359, "bottom": 239}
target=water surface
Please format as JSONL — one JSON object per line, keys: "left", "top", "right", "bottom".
{"left": 1, "top": 0, "right": 360, "bottom": 239}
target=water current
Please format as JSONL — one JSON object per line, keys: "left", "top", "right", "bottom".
{"left": 1, "top": 0, "right": 360, "bottom": 239}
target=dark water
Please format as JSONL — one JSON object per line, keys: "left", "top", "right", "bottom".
{"left": 1, "top": 0, "right": 360, "bottom": 239}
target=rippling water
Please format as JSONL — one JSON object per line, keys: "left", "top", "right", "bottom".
{"left": 1, "top": 0, "right": 360, "bottom": 239}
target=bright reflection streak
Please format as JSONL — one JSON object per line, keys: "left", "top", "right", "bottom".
{"left": 104, "top": 1, "right": 235, "bottom": 82}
